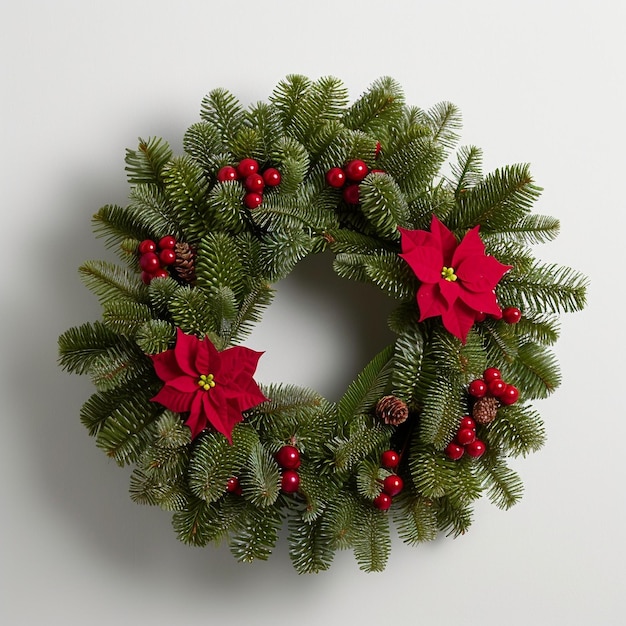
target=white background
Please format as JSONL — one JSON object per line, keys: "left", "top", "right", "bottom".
{"left": 1, "top": 1, "right": 624, "bottom": 624}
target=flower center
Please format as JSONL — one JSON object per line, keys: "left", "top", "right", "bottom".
{"left": 197, "top": 373, "right": 216, "bottom": 391}
{"left": 441, "top": 266, "right": 458, "bottom": 282}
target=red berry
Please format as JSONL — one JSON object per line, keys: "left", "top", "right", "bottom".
{"left": 445, "top": 442, "right": 465, "bottom": 460}
{"left": 141, "top": 271, "right": 154, "bottom": 285}
{"left": 236, "top": 158, "right": 259, "bottom": 178}
{"left": 474, "top": 312, "right": 487, "bottom": 322}
{"left": 502, "top": 306, "right": 522, "bottom": 324}
{"left": 500, "top": 384, "right": 520, "bottom": 405}
{"left": 325, "top": 167, "right": 346, "bottom": 188}
{"left": 342, "top": 184, "right": 360, "bottom": 204}
{"left": 153, "top": 268, "right": 169, "bottom": 280}
{"left": 380, "top": 449, "right": 400, "bottom": 470}
{"left": 456, "top": 427, "right": 476, "bottom": 446}
{"left": 483, "top": 367, "right": 502, "bottom": 383}
{"left": 139, "top": 252, "right": 160, "bottom": 273}
{"left": 244, "top": 192, "right": 263, "bottom": 209}
{"left": 262, "top": 167, "right": 281, "bottom": 187}
{"left": 217, "top": 165, "right": 238, "bottom": 182}
{"left": 383, "top": 474, "right": 404, "bottom": 497}
{"left": 344, "top": 159, "right": 369, "bottom": 182}
{"left": 460, "top": 416, "right": 476, "bottom": 430}
{"left": 244, "top": 173, "right": 265, "bottom": 193}
{"left": 159, "top": 248, "right": 177, "bottom": 266}
{"left": 375, "top": 141, "right": 382, "bottom": 157}
{"left": 276, "top": 445, "right": 301, "bottom": 470}
{"left": 370, "top": 168, "right": 386, "bottom": 174}
{"left": 465, "top": 439, "right": 486, "bottom": 458}
{"left": 281, "top": 469, "right": 300, "bottom": 493}
{"left": 138, "top": 239, "right": 157, "bottom": 255}
{"left": 468, "top": 379, "right": 487, "bottom": 398}
{"left": 488, "top": 378, "right": 507, "bottom": 398}
{"left": 373, "top": 492, "right": 392, "bottom": 511}
{"left": 226, "top": 477, "right": 242, "bottom": 494}
{"left": 158, "top": 235, "right": 177, "bottom": 249}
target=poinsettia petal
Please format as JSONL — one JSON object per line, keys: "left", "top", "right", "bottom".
{"left": 440, "top": 300, "right": 476, "bottom": 343}
{"left": 429, "top": 215, "right": 458, "bottom": 264}
{"left": 457, "top": 255, "right": 512, "bottom": 292}
{"left": 173, "top": 328, "right": 200, "bottom": 377}
{"left": 451, "top": 225, "right": 484, "bottom": 265}
{"left": 458, "top": 288, "right": 502, "bottom": 317}
{"left": 218, "top": 346, "right": 264, "bottom": 383}
{"left": 438, "top": 278, "right": 461, "bottom": 307}
{"left": 226, "top": 375, "right": 269, "bottom": 412}
{"left": 398, "top": 226, "right": 434, "bottom": 254}
{"left": 151, "top": 348, "right": 186, "bottom": 382}
{"left": 185, "top": 393, "right": 207, "bottom": 439}
{"left": 167, "top": 374, "right": 200, "bottom": 394}
{"left": 195, "top": 335, "right": 221, "bottom": 378}
{"left": 151, "top": 384, "right": 194, "bottom": 413}
{"left": 400, "top": 245, "right": 443, "bottom": 283}
{"left": 417, "top": 283, "right": 448, "bottom": 321}
{"left": 202, "top": 387, "right": 238, "bottom": 443}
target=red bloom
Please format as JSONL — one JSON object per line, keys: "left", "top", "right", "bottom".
{"left": 399, "top": 215, "right": 512, "bottom": 342}
{"left": 150, "top": 328, "right": 268, "bottom": 442}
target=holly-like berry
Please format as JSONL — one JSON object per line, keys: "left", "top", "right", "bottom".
{"left": 383, "top": 474, "right": 404, "bottom": 497}
{"left": 226, "top": 477, "right": 242, "bottom": 494}
{"left": 141, "top": 271, "right": 154, "bottom": 285}
{"left": 236, "top": 158, "right": 259, "bottom": 178}
{"left": 474, "top": 312, "right": 487, "bottom": 322}
{"left": 460, "top": 416, "right": 476, "bottom": 430}
{"left": 244, "top": 192, "right": 263, "bottom": 209}
{"left": 139, "top": 252, "right": 160, "bottom": 273}
{"left": 159, "top": 248, "right": 177, "bottom": 266}
{"left": 502, "top": 306, "right": 522, "bottom": 324}
{"left": 465, "top": 439, "right": 486, "bottom": 458}
{"left": 153, "top": 268, "right": 169, "bottom": 280}
{"left": 138, "top": 239, "right": 157, "bottom": 255}
{"left": 344, "top": 159, "right": 369, "bottom": 182}
{"left": 244, "top": 173, "right": 265, "bottom": 193}
{"left": 342, "top": 184, "right": 360, "bottom": 204}
{"left": 375, "top": 141, "right": 382, "bottom": 157}
{"left": 500, "top": 384, "right": 520, "bottom": 405}
{"left": 468, "top": 379, "right": 487, "bottom": 398}
{"left": 262, "top": 167, "right": 281, "bottom": 187}
{"left": 488, "top": 378, "right": 507, "bottom": 398}
{"left": 276, "top": 445, "right": 301, "bottom": 470}
{"left": 217, "top": 165, "right": 238, "bottom": 182}
{"left": 158, "top": 235, "right": 177, "bottom": 249}
{"left": 281, "top": 469, "right": 300, "bottom": 493}
{"left": 456, "top": 427, "right": 476, "bottom": 446}
{"left": 325, "top": 167, "right": 346, "bottom": 188}
{"left": 483, "top": 367, "right": 502, "bottom": 383}
{"left": 445, "top": 442, "right": 465, "bottom": 460}
{"left": 380, "top": 449, "right": 400, "bottom": 470}
{"left": 373, "top": 492, "right": 392, "bottom": 511}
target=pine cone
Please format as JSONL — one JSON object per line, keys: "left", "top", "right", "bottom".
{"left": 173, "top": 242, "right": 196, "bottom": 284}
{"left": 375, "top": 395, "right": 409, "bottom": 426}
{"left": 472, "top": 396, "right": 500, "bottom": 425}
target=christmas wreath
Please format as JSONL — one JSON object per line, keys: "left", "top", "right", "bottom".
{"left": 58, "top": 76, "right": 588, "bottom": 573}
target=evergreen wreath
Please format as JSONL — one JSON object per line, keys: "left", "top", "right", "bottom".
{"left": 58, "top": 75, "right": 588, "bottom": 573}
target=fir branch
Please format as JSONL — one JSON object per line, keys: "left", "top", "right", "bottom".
{"left": 426, "top": 101, "right": 462, "bottom": 151}
{"left": 351, "top": 502, "right": 391, "bottom": 572}
{"left": 125, "top": 136, "right": 172, "bottom": 187}
{"left": 79, "top": 260, "right": 147, "bottom": 307}
{"left": 183, "top": 121, "right": 223, "bottom": 173}
{"left": 482, "top": 213, "right": 560, "bottom": 246}
{"left": 229, "top": 503, "right": 283, "bottom": 562}
{"left": 135, "top": 319, "right": 176, "bottom": 355}
{"left": 449, "top": 145, "right": 483, "bottom": 197}
{"left": 102, "top": 300, "right": 153, "bottom": 335}
{"left": 287, "top": 514, "right": 335, "bottom": 574}
{"left": 435, "top": 497, "right": 474, "bottom": 537}
{"left": 359, "top": 171, "right": 410, "bottom": 236}
{"left": 240, "top": 442, "right": 281, "bottom": 509}
{"left": 393, "top": 495, "right": 439, "bottom": 545}
{"left": 200, "top": 87, "right": 245, "bottom": 145}
{"left": 478, "top": 455, "right": 524, "bottom": 510}
{"left": 270, "top": 74, "right": 313, "bottom": 133}
{"left": 483, "top": 404, "right": 546, "bottom": 457}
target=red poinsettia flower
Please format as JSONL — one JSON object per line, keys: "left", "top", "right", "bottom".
{"left": 150, "top": 328, "right": 268, "bottom": 442}
{"left": 399, "top": 215, "right": 512, "bottom": 342}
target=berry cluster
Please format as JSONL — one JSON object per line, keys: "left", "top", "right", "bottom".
{"left": 373, "top": 449, "right": 404, "bottom": 511}
{"left": 216, "top": 158, "right": 281, "bottom": 209}
{"left": 468, "top": 367, "right": 519, "bottom": 407}
{"left": 138, "top": 235, "right": 177, "bottom": 284}
{"left": 325, "top": 158, "right": 385, "bottom": 205}
{"left": 276, "top": 445, "right": 301, "bottom": 494}
{"left": 226, "top": 476, "right": 243, "bottom": 496}
{"left": 444, "top": 416, "right": 486, "bottom": 460}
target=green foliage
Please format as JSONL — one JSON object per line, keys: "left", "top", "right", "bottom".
{"left": 59, "top": 74, "right": 588, "bottom": 573}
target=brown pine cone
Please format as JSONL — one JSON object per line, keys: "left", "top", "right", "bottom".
{"left": 173, "top": 241, "right": 196, "bottom": 284}
{"left": 472, "top": 396, "right": 500, "bottom": 425}
{"left": 375, "top": 395, "right": 409, "bottom": 426}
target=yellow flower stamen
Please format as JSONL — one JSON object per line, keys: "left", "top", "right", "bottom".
{"left": 197, "top": 373, "right": 216, "bottom": 391}
{"left": 441, "top": 266, "right": 458, "bottom": 282}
